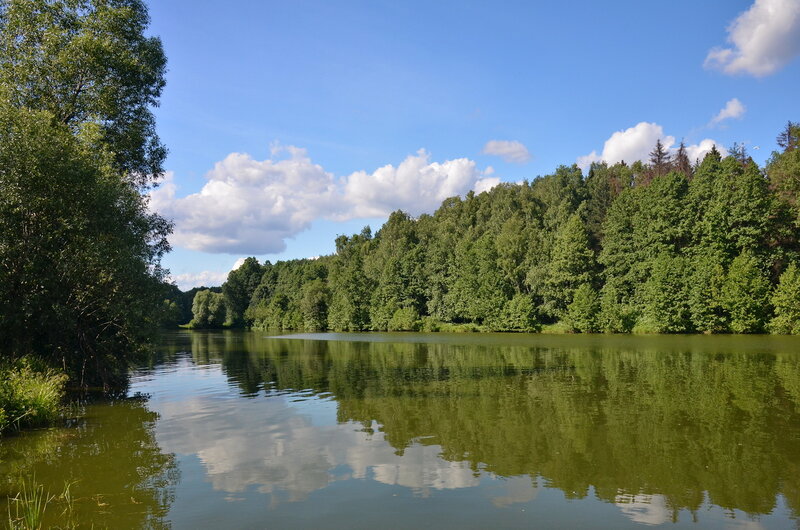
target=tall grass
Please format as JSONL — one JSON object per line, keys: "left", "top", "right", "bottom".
{"left": 0, "top": 359, "right": 67, "bottom": 434}
{"left": 5, "top": 477, "right": 77, "bottom": 530}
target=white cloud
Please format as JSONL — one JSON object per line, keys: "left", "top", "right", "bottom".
{"left": 684, "top": 139, "right": 727, "bottom": 165}
{"left": 151, "top": 147, "right": 495, "bottom": 255}
{"left": 615, "top": 493, "right": 669, "bottom": 526}
{"left": 474, "top": 177, "right": 501, "bottom": 194}
{"left": 481, "top": 140, "right": 532, "bottom": 163}
{"left": 578, "top": 122, "right": 674, "bottom": 169}
{"left": 168, "top": 258, "right": 249, "bottom": 290}
{"left": 150, "top": 147, "right": 337, "bottom": 255}
{"left": 577, "top": 122, "right": 727, "bottom": 170}
{"left": 341, "top": 149, "right": 489, "bottom": 218}
{"left": 710, "top": 98, "right": 746, "bottom": 126}
{"left": 170, "top": 270, "right": 229, "bottom": 290}
{"left": 704, "top": 0, "right": 800, "bottom": 77}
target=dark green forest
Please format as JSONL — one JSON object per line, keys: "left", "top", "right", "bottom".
{"left": 186, "top": 128, "right": 800, "bottom": 335}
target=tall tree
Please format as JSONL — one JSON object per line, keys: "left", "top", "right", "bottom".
{"left": 777, "top": 121, "right": 800, "bottom": 151}
{"left": 0, "top": 0, "right": 170, "bottom": 387}
{"left": 0, "top": 104, "right": 171, "bottom": 386}
{"left": 722, "top": 251, "right": 771, "bottom": 334}
{"left": 0, "top": 0, "right": 168, "bottom": 186}
{"left": 191, "top": 290, "right": 226, "bottom": 328}
{"left": 223, "top": 257, "right": 263, "bottom": 327}
{"left": 542, "top": 211, "right": 595, "bottom": 318}
{"left": 648, "top": 139, "right": 672, "bottom": 179}
{"left": 769, "top": 262, "right": 800, "bottom": 334}
{"left": 327, "top": 228, "right": 373, "bottom": 331}
{"left": 674, "top": 140, "right": 692, "bottom": 178}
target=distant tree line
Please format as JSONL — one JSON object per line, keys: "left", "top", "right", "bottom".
{"left": 180, "top": 122, "right": 800, "bottom": 334}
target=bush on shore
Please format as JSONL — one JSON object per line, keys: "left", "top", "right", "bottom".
{"left": 0, "top": 360, "right": 67, "bottom": 434}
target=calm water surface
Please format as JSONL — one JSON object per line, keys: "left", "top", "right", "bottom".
{"left": 2, "top": 331, "right": 800, "bottom": 528}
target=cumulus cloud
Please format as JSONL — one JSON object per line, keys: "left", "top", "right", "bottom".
{"left": 710, "top": 98, "right": 746, "bottom": 126}
{"left": 170, "top": 270, "right": 229, "bottom": 290}
{"left": 342, "top": 149, "right": 491, "bottom": 218}
{"left": 150, "top": 147, "right": 337, "bottom": 255}
{"left": 151, "top": 147, "right": 495, "bottom": 255}
{"left": 474, "top": 177, "right": 501, "bottom": 194}
{"left": 481, "top": 140, "right": 532, "bottom": 163}
{"left": 704, "top": 0, "right": 800, "bottom": 77}
{"left": 577, "top": 122, "right": 726, "bottom": 170}
{"left": 168, "top": 258, "right": 247, "bottom": 290}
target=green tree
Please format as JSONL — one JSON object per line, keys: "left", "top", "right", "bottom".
{"left": 0, "top": 0, "right": 168, "bottom": 186}
{"left": 223, "top": 257, "right": 263, "bottom": 327}
{"left": 722, "top": 252, "right": 771, "bottom": 333}
{"left": 687, "top": 252, "right": 728, "bottom": 333}
{"left": 191, "top": 290, "right": 226, "bottom": 328}
{"left": 770, "top": 262, "right": 800, "bottom": 334}
{"left": 327, "top": 229, "right": 373, "bottom": 331}
{"left": 566, "top": 283, "right": 600, "bottom": 333}
{"left": 0, "top": 104, "right": 170, "bottom": 387}
{"left": 495, "top": 294, "right": 540, "bottom": 332}
{"left": 542, "top": 211, "right": 595, "bottom": 318}
{"left": 388, "top": 307, "right": 420, "bottom": 331}
{"left": 446, "top": 233, "right": 509, "bottom": 325}
{"left": 597, "top": 284, "right": 636, "bottom": 333}
{"left": 0, "top": 0, "right": 170, "bottom": 388}
{"left": 638, "top": 253, "right": 691, "bottom": 333}
{"left": 300, "top": 278, "right": 329, "bottom": 331}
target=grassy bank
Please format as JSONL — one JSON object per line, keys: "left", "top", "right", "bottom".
{"left": 0, "top": 360, "right": 67, "bottom": 434}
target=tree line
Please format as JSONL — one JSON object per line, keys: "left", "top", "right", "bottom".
{"left": 186, "top": 124, "right": 800, "bottom": 334}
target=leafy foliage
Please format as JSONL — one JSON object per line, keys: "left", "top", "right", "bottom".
{"left": 0, "top": 0, "right": 168, "bottom": 187}
{"left": 0, "top": 0, "right": 171, "bottom": 387}
{"left": 190, "top": 290, "right": 227, "bottom": 329}
{"left": 566, "top": 284, "right": 600, "bottom": 333}
{"left": 770, "top": 263, "right": 800, "bottom": 334}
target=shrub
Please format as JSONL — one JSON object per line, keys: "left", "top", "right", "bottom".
{"left": 388, "top": 307, "right": 421, "bottom": 331}
{"left": 0, "top": 360, "right": 67, "bottom": 434}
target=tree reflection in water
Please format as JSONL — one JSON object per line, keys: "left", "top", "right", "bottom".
{"left": 177, "top": 331, "right": 800, "bottom": 522}
{"left": 0, "top": 397, "right": 178, "bottom": 528}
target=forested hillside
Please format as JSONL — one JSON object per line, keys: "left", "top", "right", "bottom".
{"left": 189, "top": 124, "right": 800, "bottom": 334}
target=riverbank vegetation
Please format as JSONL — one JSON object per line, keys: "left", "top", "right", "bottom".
{"left": 0, "top": 0, "right": 171, "bottom": 399}
{"left": 191, "top": 125, "right": 800, "bottom": 334}
{"left": 0, "top": 361, "right": 67, "bottom": 434}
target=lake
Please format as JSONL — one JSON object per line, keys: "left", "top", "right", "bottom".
{"left": 2, "top": 331, "right": 800, "bottom": 528}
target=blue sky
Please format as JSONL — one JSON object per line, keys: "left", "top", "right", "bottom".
{"left": 145, "top": 0, "right": 800, "bottom": 289}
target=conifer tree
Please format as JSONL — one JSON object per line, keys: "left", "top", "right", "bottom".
{"left": 687, "top": 253, "right": 728, "bottom": 333}
{"left": 566, "top": 283, "right": 600, "bottom": 333}
{"left": 722, "top": 252, "right": 771, "bottom": 333}
{"left": 542, "top": 211, "right": 595, "bottom": 318}
{"left": 770, "top": 263, "right": 800, "bottom": 334}
{"left": 648, "top": 139, "right": 672, "bottom": 179}
{"left": 639, "top": 253, "right": 691, "bottom": 333}
{"left": 674, "top": 140, "right": 692, "bottom": 178}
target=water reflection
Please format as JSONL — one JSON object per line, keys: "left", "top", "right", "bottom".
{"left": 0, "top": 398, "right": 178, "bottom": 528}
{"left": 146, "top": 331, "right": 800, "bottom": 527}
{"left": 147, "top": 357, "right": 483, "bottom": 503}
